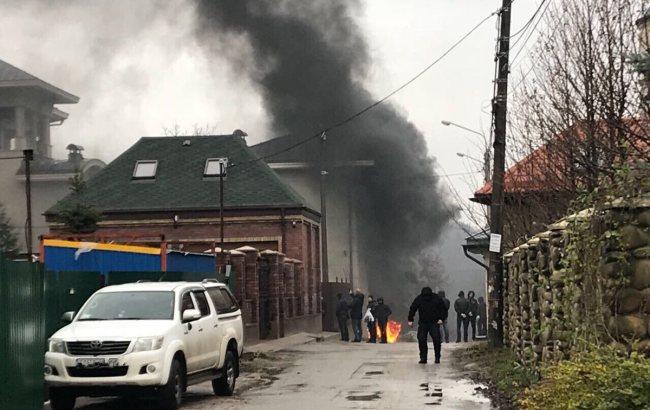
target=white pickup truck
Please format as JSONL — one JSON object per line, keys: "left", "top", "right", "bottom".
{"left": 44, "top": 280, "right": 244, "bottom": 409}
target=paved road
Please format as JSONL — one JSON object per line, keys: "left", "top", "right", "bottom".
{"left": 48, "top": 340, "right": 490, "bottom": 410}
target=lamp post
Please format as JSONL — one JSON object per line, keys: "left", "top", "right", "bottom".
{"left": 443, "top": 120, "right": 491, "bottom": 183}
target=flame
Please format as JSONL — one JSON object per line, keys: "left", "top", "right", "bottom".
{"left": 376, "top": 320, "right": 402, "bottom": 343}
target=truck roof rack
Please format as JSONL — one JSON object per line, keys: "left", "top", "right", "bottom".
{"left": 136, "top": 279, "right": 153, "bottom": 283}
{"left": 202, "top": 278, "right": 221, "bottom": 284}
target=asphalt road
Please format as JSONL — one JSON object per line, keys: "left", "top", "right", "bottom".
{"left": 47, "top": 340, "right": 491, "bottom": 410}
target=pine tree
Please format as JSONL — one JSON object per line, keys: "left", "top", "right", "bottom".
{"left": 0, "top": 203, "right": 18, "bottom": 254}
{"left": 59, "top": 173, "right": 101, "bottom": 233}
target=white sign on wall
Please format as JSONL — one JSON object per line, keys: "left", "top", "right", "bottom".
{"left": 489, "top": 233, "right": 502, "bottom": 253}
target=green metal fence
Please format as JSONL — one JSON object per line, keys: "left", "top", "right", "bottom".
{"left": 44, "top": 271, "right": 104, "bottom": 338}
{"left": 0, "top": 256, "right": 45, "bottom": 410}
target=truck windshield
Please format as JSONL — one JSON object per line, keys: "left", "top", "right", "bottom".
{"left": 77, "top": 291, "right": 175, "bottom": 321}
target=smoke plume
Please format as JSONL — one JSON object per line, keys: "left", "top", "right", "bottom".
{"left": 195, "top": 0, "right": 453, "bottom": 314}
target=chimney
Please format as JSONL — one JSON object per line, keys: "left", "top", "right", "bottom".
{"left": 66, "top": 143, "right": 84, "bottom": 167}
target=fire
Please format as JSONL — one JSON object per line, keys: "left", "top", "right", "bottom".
{"left": 376, "top": 320, "right": 402, "bottom": 343}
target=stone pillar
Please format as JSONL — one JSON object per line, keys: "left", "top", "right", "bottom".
{"left": 284, "top": 259, "right": 296, "bottom": 317}
{"left": 261, "top": 250, "right": 285, "bottom": 338}
{"left": 236, "top": 246, "right": 259, "bottom": 324}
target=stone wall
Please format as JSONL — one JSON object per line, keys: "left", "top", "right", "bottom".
{"left": 503, "top": 195, "right": 650, "bottom": 365}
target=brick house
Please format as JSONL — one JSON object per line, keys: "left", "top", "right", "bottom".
{"left": 45, "top": 134, "right": 323, "bottom": 339}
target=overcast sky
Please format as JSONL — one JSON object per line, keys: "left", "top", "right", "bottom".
{"left": 0, "top": 0, "right": 543, "bottom": 229}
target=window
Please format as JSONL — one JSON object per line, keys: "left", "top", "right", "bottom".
{"left": 133, "top": 160, "right": 158, "bottom": 179}
{"left": 180, "top": 292, "right": 195, "bottom": 313}
{"left": 204, "top": 158, "right": 228, "bottom": 177}
{"left": 77, "top": 291, "right": 174, "bottom": 321}
{"left": 220, "top": 288, "right": 239, "bottom": 311}
{"left": 207, "top": 288, "right": 238, "bottom": 314}
{"left": 193, "top": 291, "right": 211, "bottom": 317}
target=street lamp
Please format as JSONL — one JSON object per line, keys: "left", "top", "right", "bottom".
{"left": 456, "top": 152, "right": 483, "bottom": 164}
{"left": 442, "top": 120, "right": 491, "bottom": 183}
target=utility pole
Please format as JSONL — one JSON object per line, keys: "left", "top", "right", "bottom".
{"left": 488, "top": 0, "right": 511, "bottom": 348}
{"left": 23, "top": 149, "right": 34, "bottom": 258}
{"left": 319, "top": 132, "right": 329, "bottom": 283}
{"left": 219, "top": 159, "right": 227, "bottom": 273}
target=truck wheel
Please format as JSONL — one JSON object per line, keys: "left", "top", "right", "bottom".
{"left": 159, "top": 358, "right": 184, "bottom": 409}
{"left": 212, "top": 350, "right": 237, "bottom": 396}
{"left": 49, "top": 387, "right": 76, "bottom": 410}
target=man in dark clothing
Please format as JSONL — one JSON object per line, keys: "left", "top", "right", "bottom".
{"left": 366, "top": 295, "right": 378, "bottom": 343}
{"left": 408, "top": 287, "right": 448, "bottom": 364}
{"left": 335, "top": 293, "right": 350, "bottom": 341}
{"left": 454, "top": 291, "right": 470, "bottom": 342}
{"left": 374, "top": 297, "right": 392, "bottom": 344}
{"left": 477, "top": 296, "right": 487, "bottom": 337}
{"left": 348, "top": 289, "right": 364, "bottom": 342}
{"left": 437, "top": 290, "right": 451, "bottom": 343}
{"left": 467, "top": 290, "right": 479, "bottom": 341}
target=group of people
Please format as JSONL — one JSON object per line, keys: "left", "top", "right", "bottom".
{"left": 335, "top": 287, "right": 487, "bottom": 365}
{"left": 335, "top": 289, "right": 392, "bottom": 343}
{"left": 452, "top": 290, "right": 487, "bottom": 342}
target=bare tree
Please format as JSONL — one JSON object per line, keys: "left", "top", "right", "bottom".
{"left": 162, "top": 122, "right": 219, "bottom": 136}
{"left": 502, "top": 0, "right": 649, "bottom": 246}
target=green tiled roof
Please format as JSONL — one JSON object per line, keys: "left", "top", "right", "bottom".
{"left": 47, "top": 135, "right": 309, "bottom": 214}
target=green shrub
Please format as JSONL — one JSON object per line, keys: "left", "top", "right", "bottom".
{"left": 519, "top": 348, "right": 650, "bottom": 410}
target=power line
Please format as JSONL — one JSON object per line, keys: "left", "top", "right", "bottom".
{"left": 509, "top": 0, "right": 551, "bottom": 70}
{"left": 507, "top": 0, "right": 547, "bottom": 40}
{"left": 233, "top": 5, "right": 506, "bottom": 170}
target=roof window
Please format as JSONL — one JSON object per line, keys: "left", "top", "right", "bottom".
{"left": 204, "top": 158, "right": 228, "bottom": 177}
{"left": 133, "top": 160, "right": 158, "bottom": 179}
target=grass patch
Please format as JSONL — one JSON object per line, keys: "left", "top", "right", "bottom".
{"left": 518, "top": 348, "right": 650, "bottom": 410}
{"left": 454, "top": 344, "right": 650, "bottom": 410}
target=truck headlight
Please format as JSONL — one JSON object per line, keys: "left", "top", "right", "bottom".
{"left": 48, "top": 339, "right": 66, "bottom": 353}
{"left": 133, "top": 337, "right": 164, "bottom": 352}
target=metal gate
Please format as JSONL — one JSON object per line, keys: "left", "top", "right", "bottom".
{"left": 258, "top": 261, "right": 271, "bottom": 339}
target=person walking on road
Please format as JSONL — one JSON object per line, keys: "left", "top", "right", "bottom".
{"left": 454, "top": 291, "right": 470, "bottom": 342}
{"left": 348, "top": 289, "right": 365, "bottom": 342}
{"left": 408, "top": 287, "right": 448, "bottom": 364}
{"left": 374, "top": 297, "right": 392, "bottom": 344}
{"left": 477, "top": 296, "right": 487, "bottom": 337}
{"left": 365, "top": 295, "right": 378, "bottom": 343}
{"left": 467, "top": 290, "right": 479, "bottom": 341}
{"left": 437, "top": 290, "right": 451, "bottom": 343}
{"left": 335, "top": 293, "right": 350, "bottom": 342}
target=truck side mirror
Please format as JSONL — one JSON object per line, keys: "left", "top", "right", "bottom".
{"left": 182, "top": 309, "right": 201, "bottom": 322}
{"left": 61, "top": 311, "right": 75, "bottom": 323}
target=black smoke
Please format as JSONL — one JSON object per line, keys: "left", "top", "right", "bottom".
{"left": 194, "top": 0, "right": 453, "bottom": 316}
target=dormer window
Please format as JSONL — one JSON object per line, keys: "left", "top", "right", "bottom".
{"left": 133, "top": 160, "right": 158, "bottom": 179}
{"left": 204, "top": 158, "right": 228, "bottom": 177}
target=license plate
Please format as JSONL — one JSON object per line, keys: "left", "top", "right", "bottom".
{"left": 76, "top": 358, "right": 119, "bottom": 368}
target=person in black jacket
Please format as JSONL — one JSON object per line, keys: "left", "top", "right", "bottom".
{"left": 348, "top": 289, "right": 364, "bottom": 342}
{"left": 335, "top": 293, "right": 350, "bottom": 341}
{"left": 408, "top": 287, "right": 448, "bottom": 364}
{"left": 437, "top": 290, "right": 451, "bottom": 343}
{"left": 454, "top": 291, "right": 470, "bottom": 342}
{"left": 467, "top": 290, "right": 479, "bottom": 341}
{"left": 374, "top": 297, "right": 392, "bottom": 343}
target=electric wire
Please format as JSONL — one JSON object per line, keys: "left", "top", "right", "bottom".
{"left": 231, "top": 4, "right": 509, "bottom": 170}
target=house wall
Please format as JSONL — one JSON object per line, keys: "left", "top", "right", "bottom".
{"left": 0, "top": 154, "right": 72, "bottom": 253}
{"left": 271, "top": 167, "right": 366, "bottom": 290}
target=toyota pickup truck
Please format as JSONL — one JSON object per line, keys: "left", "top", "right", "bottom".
{"left": 44, "top": 280, "right": 244, "bottom": 409}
